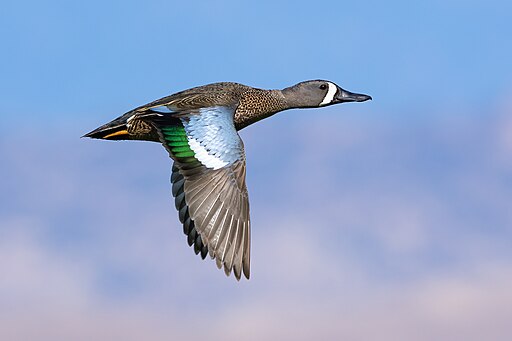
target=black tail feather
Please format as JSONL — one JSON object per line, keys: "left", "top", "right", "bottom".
{"left": 83, "top": 109, "right": 179, "bottom": 141}
{"left": 82, "top": 124, "right": 128, "bottom": 140}
{"left": 82, "top": 113, "right": 131, "bottom": 140}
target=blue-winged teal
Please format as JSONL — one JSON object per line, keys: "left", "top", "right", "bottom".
{"left": 84, "top": 80, "right": 371, "bottom": 280}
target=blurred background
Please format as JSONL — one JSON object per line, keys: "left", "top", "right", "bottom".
{"left": 1, "top": 0, "right": 511, "bottom": 340}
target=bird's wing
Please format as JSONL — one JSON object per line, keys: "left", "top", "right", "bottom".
{"left": 152, "top": 106, "right": 251, "bottom": 280}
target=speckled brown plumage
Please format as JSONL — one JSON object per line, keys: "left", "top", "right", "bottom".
{"left": 83, "top": 80, "right": 371, "bottom": 281}
{"left": 234, "top": 89, "right": 288, "bottom": 130}
{"left": 100, "top": 83, "right": 289, "bottom": 142}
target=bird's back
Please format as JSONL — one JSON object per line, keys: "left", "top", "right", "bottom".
{"left": 135, "top": 82, "right": 254, "bottom": 112}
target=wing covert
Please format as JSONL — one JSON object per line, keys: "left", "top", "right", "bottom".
{"left": 154, "top": 106, "right": 251, "bottom": 280}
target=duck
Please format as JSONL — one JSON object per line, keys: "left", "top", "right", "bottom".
{"left": 84, "top": 80, "right": 371, "bottom": 280}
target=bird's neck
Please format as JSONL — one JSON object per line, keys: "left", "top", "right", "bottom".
{"left": 234, "top": 89, "right": 290, "bottom": 130}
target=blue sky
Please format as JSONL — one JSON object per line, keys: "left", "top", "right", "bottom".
{"left": 1, "top": 1, "right": 512, "bottom": 340}
{"left": 2, "top": 0, "right": 511, "bottom": 121}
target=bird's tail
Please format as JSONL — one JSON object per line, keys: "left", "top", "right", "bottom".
{"left": 82, "top": 115, "right": 130, "bottom": 140}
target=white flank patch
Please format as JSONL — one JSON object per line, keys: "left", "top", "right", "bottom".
{"left": 320, "top": 82, "right": 337, "bottom": 106}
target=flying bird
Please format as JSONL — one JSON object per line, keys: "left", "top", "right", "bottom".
{"left": 84, "top": 80, "right": 371, "bottom": 280}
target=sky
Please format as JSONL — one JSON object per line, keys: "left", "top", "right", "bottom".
{"left": 1, "top": 0, "right": 512, "bottom": 340}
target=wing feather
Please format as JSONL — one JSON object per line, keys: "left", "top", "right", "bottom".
{"left": 153, "top": 106, "right": 251, "bottom": 280}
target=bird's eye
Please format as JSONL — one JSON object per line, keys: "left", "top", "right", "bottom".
{"left": 319, "top": 84, "right": 328, "bottom": 90}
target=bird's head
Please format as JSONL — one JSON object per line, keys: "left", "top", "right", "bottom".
{"left": 281, "top": 80, "right": 372, "bottom": 109}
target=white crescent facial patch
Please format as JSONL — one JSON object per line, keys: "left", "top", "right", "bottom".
{"left": 320, "top": 82, "right": 337, "bottom": 106}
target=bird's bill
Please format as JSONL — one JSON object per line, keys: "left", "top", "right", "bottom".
{"left": 335, "top": 88, "right": 372, "bottom": 103}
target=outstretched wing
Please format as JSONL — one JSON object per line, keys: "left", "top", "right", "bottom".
{"left": 153, "top": 106, "right": 251, "bottom": 280}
